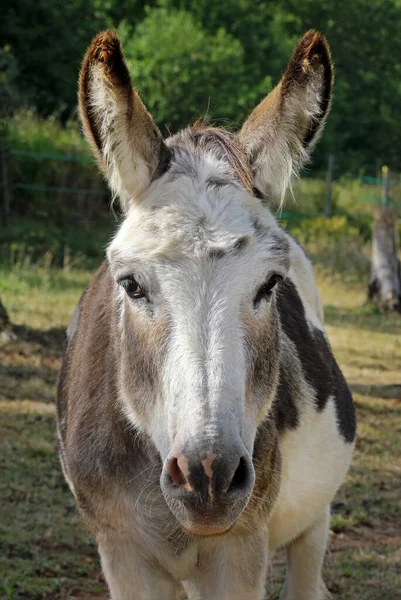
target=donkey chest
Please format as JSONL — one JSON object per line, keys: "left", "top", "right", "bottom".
{"left": 103, "top": 487, "right": 215, "bottom": 581}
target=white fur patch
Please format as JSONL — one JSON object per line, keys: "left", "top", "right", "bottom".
{"left": 268, "top": 397, "right": 354, "bottom": 550}
{"left": 89, "top": 65, "right": 154, "bottom": 209}
{"left": 107, "top": 155, "right": 292, "bottom": 457}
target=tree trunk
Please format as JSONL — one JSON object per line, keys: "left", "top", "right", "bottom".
{"left": 0, "top": 298, "right": 16, "bottom": 344}
{"left": 0, "top": 298, "right": 9, "bottom": 331}
{"left": 368, "top": 208, "right": 401, "bottom": 312}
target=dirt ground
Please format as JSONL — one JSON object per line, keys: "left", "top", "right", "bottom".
{"left": 0, "top": 269, "right": 400, "bottom": 600}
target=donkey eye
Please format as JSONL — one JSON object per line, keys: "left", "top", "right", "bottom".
{"left": 119, "top": 276, "right": 146, "bottom": 300}
{"left": 254, "top": 273, "right": 283, "bottom": 306}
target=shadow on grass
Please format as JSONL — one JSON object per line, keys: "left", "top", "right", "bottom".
{"left": 354, "top": 399, "right": 400, "bottom": 416}
{"left": 12, "top": 323, "right": 66, "bottom": 351}
{"left": 0, "top": 324, "right": 66, "bottom": 404}
{"left": 0, "top": 364, "right": 57, "bottom": 402}
{"left": 324, "top": 304, "right": 401, "bottom": 334}
{"left": 351, "top": 383, "right": 401, "bottom": 400}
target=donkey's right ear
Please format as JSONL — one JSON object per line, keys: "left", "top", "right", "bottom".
{"left": 79, "top": 30, "right": 170, "bottom": 211}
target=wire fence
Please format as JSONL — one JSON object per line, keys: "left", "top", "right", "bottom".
{"left": 1, "top": 147, "right": 401, "bottom": 230}
{"left": 0, "top": 147, "right": 110, "bottom": 228}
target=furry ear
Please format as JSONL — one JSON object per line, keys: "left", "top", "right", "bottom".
{"left": 79, "top": 30, "right": 170, "bottom": 211}
{"left": 238, "top": 30, "right": 333, "bottom": 201}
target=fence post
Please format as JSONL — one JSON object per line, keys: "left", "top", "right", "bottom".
{"left": 381, "top": 165, "right": 390, "bottom": 206}
{"left": 1, "top": 150, "right": 11, "bottom": 228}
{"left": 325, "top": 153, "right": 334, "bottom": 216}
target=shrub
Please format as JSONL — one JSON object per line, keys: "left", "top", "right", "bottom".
{"left": 291, "top": 216, "right": 361, "bottom": 243}
{"left": 285, "top": 178, "right": 339, "bottom": 215}
{"left": 2, "top": 109, "right": 89, "bottom": 155}
{"left": 1, "top": 112, "right": 114, "bottom": 269}
{"left": 283, "top": 215, "right": 371, "bottom": 280}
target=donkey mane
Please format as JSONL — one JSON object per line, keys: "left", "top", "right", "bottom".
{"left": 167, "top": 124, "right": 254, "bottom": 193}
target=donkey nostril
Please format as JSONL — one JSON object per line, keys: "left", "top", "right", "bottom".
{"left": 227, "top": 456, "right": 249, "bottom": 494}
{"left": 167, "top": 457, "right": 187, "bottom": 487}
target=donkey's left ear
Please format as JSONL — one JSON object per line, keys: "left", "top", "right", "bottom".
{"left": 79, "top": 30, "right": 170, "bottom": 211}
{"left": 238, "top": 30, "right": 333, "bottom": 200}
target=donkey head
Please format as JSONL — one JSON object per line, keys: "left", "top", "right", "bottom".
{"left": 79, "top": 30, "right": 332, "bottom": 536}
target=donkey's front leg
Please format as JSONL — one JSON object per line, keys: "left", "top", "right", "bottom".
{"left": 183, "top": 532, "right": 268, "bottom": 600}
{"left": 98, "top": 534, "right": 177, "bottom": 600}
{"left": 279, "top": 505, "right": 332, "bottom": 600}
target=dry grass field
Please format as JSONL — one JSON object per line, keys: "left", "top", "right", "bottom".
{"left": 1, "top": 266, "right": 400, "bottom": 600}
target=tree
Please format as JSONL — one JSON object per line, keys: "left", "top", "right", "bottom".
{"left": 0, "top": 46, "right": 19, "bottom": 117}
{"left": 280, "top": 0, "right": 401, "bottom": 172}
{"left": 119, "top": 7, "right": 266, "bottom": 133}
{"left": 2, "top": 0, "right": 401, "bottom": 174}
{"left": 0, "top": 0, "right": 108, "bottom": 117}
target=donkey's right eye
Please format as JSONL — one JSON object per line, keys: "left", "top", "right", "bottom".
{"left": 118, "top": 277, "right": 146, "bottom": 300}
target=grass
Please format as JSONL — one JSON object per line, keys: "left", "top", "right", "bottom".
{"left": 0, "top": 266, "right": 400, "bottom": 600}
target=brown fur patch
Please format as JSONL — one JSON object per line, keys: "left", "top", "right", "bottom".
{"left": 238, "top": 418, "right": 281, "bottom": 536}
{"left": 57, "top": 265, "right": 165, "bottom": 526}
{"left": 281, "top": 30, "right": 333, "bottom": 147}
{"left": 118, "top": 302, "right": 170, "bottom": 429}
{"left": 78, "top": 30, "right": 133, "bottom": 159}
{"left": 243, "top": 301, "right": 281, "bottom": 417}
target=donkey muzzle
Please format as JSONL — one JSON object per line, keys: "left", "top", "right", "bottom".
{"left": 161, "top": 439, "right": 255, "bottom": 534}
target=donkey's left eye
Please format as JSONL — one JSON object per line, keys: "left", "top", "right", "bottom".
{"left": 119, "top": 276, "right": 146, "bottom": 300}
{"left": 254, "top": 273, "right": 283, "bottom": 305}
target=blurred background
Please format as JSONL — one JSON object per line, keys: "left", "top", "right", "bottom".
{"left": 1, "top": 0, "right": 401, "bottom": 270}
{"left": 0, "top": 1, "right": 400, "bottom": 599}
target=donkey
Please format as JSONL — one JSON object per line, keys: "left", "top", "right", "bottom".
{"left": 57, "top": 29, "right": 356, "bottom": 600}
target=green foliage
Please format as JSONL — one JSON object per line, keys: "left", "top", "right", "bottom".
{"left": 3, "top": 110, "right": 89, "bottom": 155}
{"left": 291, "top": 215, "right": 361, "bottom": 243}
{"left": 0, "top": 0, "right": 109, "bottom": 117}
{"left": 1, "top": 112, "right": 112, "bottom": 268}
{"left": 0, "top": 217, "right": 114, "bottom": 270}
{"left": 166, "top": 0, "right": 297, "bottom": 88}
{"left": 2, "top": 0, "right": 401, "bottom": 172}
{"left": 0, "top": 46, "right": 19, "bottom": 116}
{"left": 280, "top": 0, "right": 401, "bottom": 172}
{"left": 283, "top": 215, "right": 372, "bottom": 280}
{"left": 286, "top": 178, "right": 338, "bottom": 215}
{"left": 119, "top": 7, "right": 267, "bottom": 131}
{"left": 2, "top": 0, "right": 401, "bottom": 270}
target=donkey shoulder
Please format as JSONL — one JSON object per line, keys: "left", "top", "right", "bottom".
{"left": 275, "top": 267, "right": 356, "bottom": 444}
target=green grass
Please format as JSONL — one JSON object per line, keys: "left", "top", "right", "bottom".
{"left": 0, "top": 267, "right": 400, "bottom": 599}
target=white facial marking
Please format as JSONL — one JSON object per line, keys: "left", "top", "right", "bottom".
{"left": 108, "top": 153, "right": 289, "bottom": 457}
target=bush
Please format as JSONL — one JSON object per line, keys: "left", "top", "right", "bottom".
{"left": 285, "top": 178, "right": 338, "bottom": 215}
{"left": 0, "top": 217, "right": 114, "bottom": 270}
{"left": 283, "top": 215, "right": 371, "bottom": 280}
{"left": 291, "top": 216, "right": 361, "bottom": 243}
{"left": 2, "top": 109, "right": 89, "bottom": 155}
{"left": 1, "top": 111, "right": 113, "bottom": 269}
